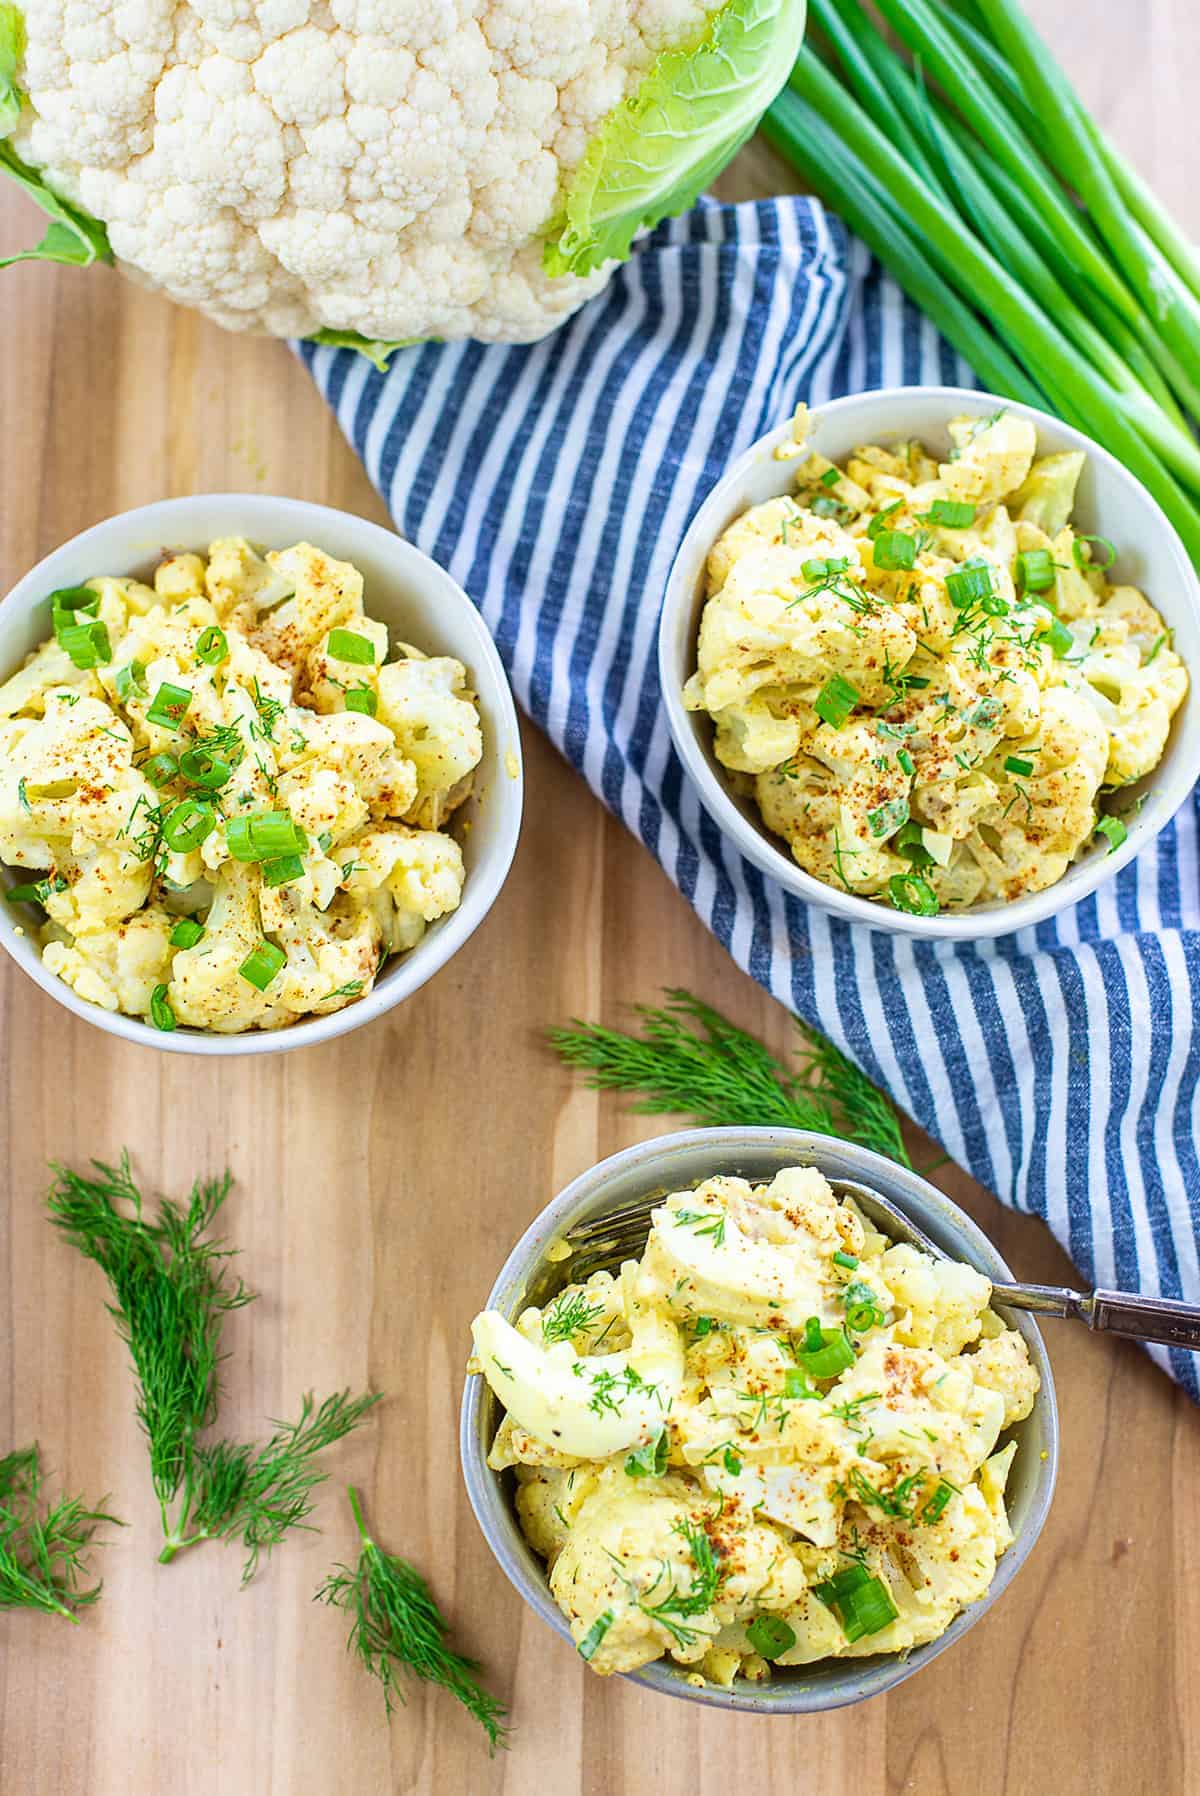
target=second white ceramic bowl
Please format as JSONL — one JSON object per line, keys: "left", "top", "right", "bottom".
{"left": 658, "top": 386, "right": 1200, "bottom": 939}
{"left": 461, "top": 1127, "right": 1058, "bottom": 1712}
{"left": 0, "top": 494, "right": 524, "bottom": 1055}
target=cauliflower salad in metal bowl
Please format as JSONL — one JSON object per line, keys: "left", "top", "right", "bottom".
{"left": 0, "top": 539, "right": 482, "bottom": 1033}
{"left": 683, "top": 409, "right": 1188, "bottom": 916}
{"left": 470, "top": 1166, "right": 1039, "bottom": 1684}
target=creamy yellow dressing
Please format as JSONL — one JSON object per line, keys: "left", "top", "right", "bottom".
{"left": 683, "top": 412, "right": 1187, "bottom": 914}
{"left": 473, "top": 1166, "right": 1039, "bottom": 1682}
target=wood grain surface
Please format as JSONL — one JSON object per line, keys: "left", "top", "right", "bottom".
{"left": 2, "top": 6, "right": 1198, "bottom": 1793}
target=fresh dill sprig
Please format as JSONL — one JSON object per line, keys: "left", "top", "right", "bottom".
{"left": 164, "top": 1391, "right": 381, "bottom": 1581}
{"left": 549, "top": 990, "right": 911, "bottom": 1167}
{"left": 47, "top": 1153, "right": 376, "bottom": 1579}
{"left": 317, "top": 1487, "right": 509, "bottom": 1752}
{"left": 540, "top": 1289, "right": 603, "bottom": 1345}
{"left": 0, "top": 1444, "right": 119, "bottom": 1622}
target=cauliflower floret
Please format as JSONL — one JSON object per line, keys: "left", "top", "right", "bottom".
{"left": 376, "top": 653, "right": 483, "bottom": 826}
{"left": 339, "top": 824, "right": 466, "bottom": 951}
{"left": 167, "top": 863, "right": 289, "bottom": 1033}
{"left": 881, "top": 1244, "right": 992, "bottom": 1355}
{"left": 42, "top": 909, "right": 174, "bottom": 1016}
{"left": 684, "top": 543, "right": 916, "bottom": 716}
{"left": 939, "top": 411, "right": 1038, "bottom": 504}
{"left": 248, "top": 542, "right": 364, "bottom": 679}
{"left": 967, "top": 1331, "right": 1040, "bottom": 1426}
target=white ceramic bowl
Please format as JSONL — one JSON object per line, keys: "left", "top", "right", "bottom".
{"left": 0, "top": 494, "right": 523, "bottom": 1055}
{"left": 658, "top": 386, "right": 1200, "bottom": 939}
{"left": 460, "top": 1128, "right": 1059, "bottom": 1712}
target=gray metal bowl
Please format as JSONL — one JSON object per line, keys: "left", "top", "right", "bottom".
{"left": 459, "top": 1127, "right": 1059, "bottom": 1713}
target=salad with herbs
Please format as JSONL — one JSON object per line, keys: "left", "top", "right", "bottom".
{"left": 683, "top": 408, "right": 1186, "bottom": 915}
{"left": 471, "top": 1164, "right": 1038, "bottom": 1682}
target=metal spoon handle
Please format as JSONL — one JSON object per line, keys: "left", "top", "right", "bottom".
{"left": 994, "top": 1281, "right": 1200, "bottom": 1351}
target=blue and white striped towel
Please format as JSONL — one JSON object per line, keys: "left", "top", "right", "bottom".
{"left": 300, "top": 197, "right": 1200, "bottom": 1395}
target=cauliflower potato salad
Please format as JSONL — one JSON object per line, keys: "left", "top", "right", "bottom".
{"left": 0, "top": 539, "right": 482, "bottom": 1033}
{"left": 683, "top": 409, "right": 1188, "bottom": 915}
{"left": 470, "top": 1166, "right": 1039, "bottom": 1683}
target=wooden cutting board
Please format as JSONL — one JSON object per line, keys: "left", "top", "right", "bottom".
{"left": 1, "top": 4, "right": 1197, "bottom": 1791}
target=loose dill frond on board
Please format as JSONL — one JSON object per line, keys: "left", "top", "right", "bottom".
{"left": 317, "top": 1487, "right": 508, "bottom": 1752}
{"left": 549, "top": 989, "right": 911, "bottom": 1167}
{"left": 47, "top": 1153, "right": 376, "bottom": 1580}
{"left": 166, "top": 1391, "right": 380, "bottom": 1581}
{"left": 47, "top": 1153, "right": 250, "bottom": 1501}
{"left": 0, "top": 1443, "right": 119, "bottom": 1622}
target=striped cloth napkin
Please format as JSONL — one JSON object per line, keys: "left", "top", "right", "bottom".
{"left": 299, "top": 197, "right": 1200, "bottom": 1396}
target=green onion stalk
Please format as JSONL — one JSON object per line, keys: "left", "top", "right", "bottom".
{"left": 763, "top": 0, "right": 1200, "bottom": 570}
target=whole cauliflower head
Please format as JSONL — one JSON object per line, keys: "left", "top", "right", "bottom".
{"left": 3, "top": 0, "right": 806, "bottom": 347}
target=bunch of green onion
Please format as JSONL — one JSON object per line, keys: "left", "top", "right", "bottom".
{"left": 763, "top": 0, "right": 1200, "bottom": 567}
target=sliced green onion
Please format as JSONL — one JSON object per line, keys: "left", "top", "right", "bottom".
{"left": 819, "top": 467, "right": 841, "bottom": 488}
{"left": 802, "top": 557, "right": 830, "bottom": 580}
{"left": 5, "top": 875, "right": 66, "bottom": 907}
{"left": 225, "top": 810, "right": 308, "bottom": 862}
{"left": 811, "top": 495, "right": 852, "bottom": 522}
{"left": 624, "top": 1428, "right": 668, "bottom": 1479}
{"left": 239, "top": 939, "right": 286, "bottom": 992}
{"left": 195, "top": 625, "right": 229, "bottom": 666}
{"left": 327, "top": 627, "right": 376, "bottom": 666}
{"left": 178, "top": 747, "right": 232, "bottom": 790}
{"left": 866, "top": 500, "right": 904, "bottom": 538}
{"left": 746, "top": 1615, "right": 796, "bottom": 1660}
{"left": 723, "top": 1446, "right": 742, "bottom": 1475}
{"left": 832, "top": 1250, "right": 859, "bottom": 1270}
{"left": 897, "top": 748, "right": 915, "bottom": 776}
{"left": 783, "top": 1367, "right": 820, "bottom": 1400}
{"left": 1005, "top": 754, "right": 1034, "bottom": 777}
{"left": 895, "top": 820, "right": 935, "bottom": 868}
{"left": 317, "top": 831, "right": 333, "bottom": 854}
{"left": 981, "top": 592, "right": 1010, "bottom": 616}
{"left": 814, "top": 674, "right": 860, "bottom": 730}
{"left": 577, "top": 1609, "right": 615, "bottom": 1662}
{"left": 924, "top": 499, "right": 977, "bottom": 526}
{"left": 814, "top": 1563, "right": 898, "bottom": 1643}
{"left": 867, "top": 797, "right": 909, "bottom": 839}
{"left": 169, "top": 917, "right": 205, "bottom": 950}
{"left": 945, "top": 558, "right": 994, "bottom": 606}
{"left": 260, "top": 853, "right": 305, "bottom": 888}
{"left": 344, "top": 685, "right": 378, "bottom": 717}
{"left": 1043, "top": 617, "right": 1075, "bottom": 658}
{"left": 49, "top": 584, "right": 101, "bottom": 621}
{"left": 872, "top": 529, "right": 917, "bottom": 571}
{"left": 115, "top": 660, "right": 148, "bottom": 702}
{"left": 1016, "top": 548, "right": 1056, "bottom": 592}
{"left": 795, "top": 1319, "right": 856, "bottom": 1379}
{"left": 142, "top": 752, "right": 179, "bottom": 788}
{"left": 692, "top": 1316, "right": 715, "bottom": 1338}
{"left": 146, "top": 681, "right": 192, "bottom": 731}
{"left": 842, "top": 1280, "right": 885, "bottom": 1333}
{"left": 179, "top": 747, "right": 232, "bottom": 790}
{"left": 161, "top": 798, "right": 215, "bottom": 854}
{"left": 149, "top": 984, "right": 176, "bottom": 1032}
{"left": 1073, "top": 533, "right": 1118, "bottom": 571}
{"left": 921, "top": 1481, "right": 955, "bottom": 1524}
{"left": 888, "top": 871, "right": 940, "bottom": 916}
{"left": 1095, "top": 815, "right": 1128, "bottom": 854}
{"left": 58, "top": 618, "right": 112, "bottom": 670}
